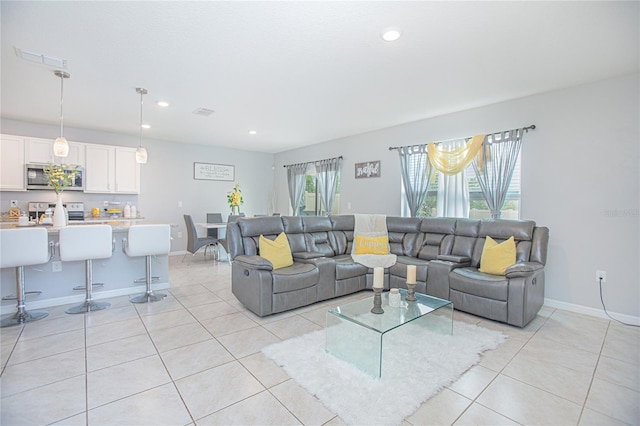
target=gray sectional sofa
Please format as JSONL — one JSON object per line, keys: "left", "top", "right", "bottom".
{"left": 227, "top": 215, "right": 549, "bottom": 327}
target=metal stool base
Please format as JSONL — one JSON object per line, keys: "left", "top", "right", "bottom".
{"left": 65, "top": 300, "right": 111, "bottom": 314}
{"left": 1, "top": 310, "right": 48, "bottom": 328}
{"left": 130, "top": 292, "right": 166, "bottom": 304}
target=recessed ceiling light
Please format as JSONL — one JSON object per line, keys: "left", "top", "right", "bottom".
{"left": 141, "top": 124, "right": 151, "bottom": 129}
{"left": 156, "top": 101, "right": 169, "bottom": 107}
{"left": 248, "top": 130, "right": 257, "bottom": 135}
{"left": 381, "top": 27, "right": 402, "bottom": 42}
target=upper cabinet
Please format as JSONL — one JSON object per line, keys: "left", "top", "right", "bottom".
{"left": 0, "top": 135, "right": 26, "bottom": 191}
{"left": 85, "top": 144, "right": 140, "bottom": 194}
{"left": 0, "top": 133, "right": 139, "bottom": 194}
{"left": 25, "top": 137, "right": 84, "bottom": 166}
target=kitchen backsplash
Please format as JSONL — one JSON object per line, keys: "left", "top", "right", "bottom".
{"left": 0, "top": 191, "right": 139, "bottom": 221}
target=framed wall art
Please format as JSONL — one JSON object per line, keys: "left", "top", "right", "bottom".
{"left": 194, "top": 162, "right": 235, "bottom": 181}
{"left": 355, "top": 160, "right": 381, "bottom": 179}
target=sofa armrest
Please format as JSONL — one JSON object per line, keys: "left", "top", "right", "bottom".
{"left": 293, "top": 251, "right": 326, "bottom": 260}
{"left": 437, "top": 255, "right": 471, "bottom": 265}
{"left": 506, "top": 262, "right": 544, "bottom": 278}
{"left": 233, "top": 255, "right": 273, "bottom": 271}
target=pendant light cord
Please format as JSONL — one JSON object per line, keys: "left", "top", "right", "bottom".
{"left": 59, "top": 72, "right": 65, "bottom": 138}
{"left": 139, "top": 90, "right": 143, "bottom": 148}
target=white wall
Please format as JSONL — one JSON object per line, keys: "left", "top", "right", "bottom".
{"left": 274, "top": 73, "right": 640, "bottom": 319}
{"left": 0, "top": 119, "right": 275, "bottom": 252}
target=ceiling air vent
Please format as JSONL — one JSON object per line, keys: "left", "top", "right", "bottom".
{"left": 193, "top": 107, "right": 215, "bottom": 117}
{"left": 14, "top": 46, "right": 67, "bottom": 69}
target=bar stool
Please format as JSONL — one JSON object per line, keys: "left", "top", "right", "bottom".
{"left": 123, "top": 224, "right": 170, "bottom": 303}
{"left": 59, "top": 225, "right": 113, "bottom": 314}
{"left": 0, "top": 228, "right": 50, "bottom": 327}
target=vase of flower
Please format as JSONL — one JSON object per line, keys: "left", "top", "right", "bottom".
{"left": 227, "top": 183, "right": 244, "bottom": 215}
{"left": 53, "top": 193, "right": 67, "bottom": 227}
{"left": 44, "top": 163, "right": 78, "bottom": 227}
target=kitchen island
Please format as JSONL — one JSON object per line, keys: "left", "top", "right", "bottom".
{"left": 0, "top": 221, "right": 170, "bottom": 315}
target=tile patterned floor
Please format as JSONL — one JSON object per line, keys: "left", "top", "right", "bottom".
{"left": 1, "top": 255, "right": 638, "bottom": 425}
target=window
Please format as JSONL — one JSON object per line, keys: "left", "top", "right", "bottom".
{"left": 299, "top": 173, "right": 341, "bottom": 216}
{"left": 402, "top": 153, "right": 521, "bottom": 219}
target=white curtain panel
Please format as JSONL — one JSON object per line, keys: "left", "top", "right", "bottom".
{"left": 436, "top": 140, "right": 470, "bottom": 218}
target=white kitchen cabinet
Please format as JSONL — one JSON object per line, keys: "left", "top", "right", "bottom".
{"left": 114, "top": 148, "right": 140, "bottom": 193}
{"left": 85, "top": 144, "right": 139, "bottom": 194}
{"left": 0, "top": 135, "right": 26, "bottom": 191}
{"left": 25, "top": 137, "right": 85, "bottom": 166}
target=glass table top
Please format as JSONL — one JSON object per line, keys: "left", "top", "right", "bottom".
{"left": 328, "top": 288, "right": 452, "bottom": 334}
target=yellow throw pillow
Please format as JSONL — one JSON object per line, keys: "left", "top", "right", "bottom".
{"left": 479, "top": 236, "right": 516, "bottom": 275}
{"left": 354, "top": 235, "right": 390, "bottom": 255}
{"left": 259, "top": 232, "right": 293, "bottom": 270}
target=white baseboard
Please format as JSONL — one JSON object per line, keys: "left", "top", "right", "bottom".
{"left": 0, "top": 282, "right": 170, "bottom": 315}
{"left": 544, "top": 297, "right": 640, "bottom": 326}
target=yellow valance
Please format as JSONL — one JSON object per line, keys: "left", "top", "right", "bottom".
{"left": 427, "top": 134, "right": 486, "bottom": 175}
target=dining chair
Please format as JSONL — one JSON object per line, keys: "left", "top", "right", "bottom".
{"left": 183, "top": 214, "right": 218, "bottom": 262}
{"left": 227, "top": 213, "right": 245, "bottom": 222}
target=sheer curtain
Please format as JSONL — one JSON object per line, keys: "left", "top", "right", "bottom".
{"left": 435, "top": 139, "right": 470, "bottom": 218}
{"left": 286, "top": 163, "right": 309, "bottom": 216}
{"left": 397, "top": 145, "right": 434, "bottom": 217}
{"left": 472, "top": 129, "right": 524, "bottom": 219}
{"left": 315, "top": 157, "right": 342, "bottom": 215}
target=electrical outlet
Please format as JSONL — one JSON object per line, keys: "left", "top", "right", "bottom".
{"left": 596, "top": 270, "right": 607, "bottom": 284}
{"left": 178, "top": 201, "right": 183, "bottom": 208}
{"left": 10, "top": 200, "right": 18, "bottom": 208}
{"left": 52, "top": 261, "right": 62, "bottom": 272}
{"left": 177, "top": 231, "right": 183, "bottom": 238}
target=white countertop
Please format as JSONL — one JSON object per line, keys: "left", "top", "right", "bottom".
{"left": 0, "top": 219, "right": 153, "bottom": 233}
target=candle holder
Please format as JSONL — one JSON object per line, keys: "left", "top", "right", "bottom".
{"left": 371, "top": 287, "right": 384, "bottom": 314}
{"left": 406, "top": 282, "right": 417, "bottom": 302}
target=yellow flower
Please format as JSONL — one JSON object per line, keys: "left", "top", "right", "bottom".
{"left": 227, "top": 183, "right": 244, "bottom": 209}
{"left": 44, "top": 163, "right": 79, "bottom": 194}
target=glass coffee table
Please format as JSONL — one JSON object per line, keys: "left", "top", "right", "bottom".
{"left": 326, "top": 289, "right": 453, "bottom": 377}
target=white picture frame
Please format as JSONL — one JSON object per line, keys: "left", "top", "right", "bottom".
{"left": 194, "top": 162, "right": 235, "bottom": 181}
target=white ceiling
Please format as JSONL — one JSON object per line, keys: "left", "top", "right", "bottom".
{"left": 1, "top": 1, "right": 638, "bottom": 154}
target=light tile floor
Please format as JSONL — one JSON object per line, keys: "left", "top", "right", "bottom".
{"left": 1, "top": 255, "right": 638, "bottom": 425}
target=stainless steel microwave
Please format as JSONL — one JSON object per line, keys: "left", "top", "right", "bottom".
{"left": 26, "top": 164, "right": 84, "bottom": 191}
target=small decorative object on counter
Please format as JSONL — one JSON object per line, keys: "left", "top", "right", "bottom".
{"left": 124, "top": 203, "right": 131, "bottom": 218}
{"left": 92, "top": 208, "right": 101, "bottom": 218}
{"left": 18, "top": 212, "right": 29, "bottom": 226}
{"left": 371, "top": 266, "right": 384, "bottom": 314}
{"left": 53, "top": 193, "right": 67, "bottom": 227}
{"left": 389, "top": 288, "right": 401, "bottom": 307}
{"left": 227, "top": 183, "right": 244, "bottom": 214}
{"left": 130, "top": 205, "right": 137, "bottom": 218}
{"left": 44, "top": 163, "right": 78, "bottom": 227}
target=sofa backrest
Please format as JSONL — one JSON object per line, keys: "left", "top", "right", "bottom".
{"left": 233, "top": 216, "right": 285, "bottom": 256}
{"left": 329, "top": 215, "right": 355, "bottom": 255}
{"left": 449, "top": 219, "right": 481, "bottom": 261}
{"left": 416, "top": 218, "right": 456, "bottom": 260}
{"left": 466, "top": 219, "right": 536, "bottom": 267}
{"left": 301, "top": 216, "right": 335, "bottom": 257}
{"left": 386, "top": 216, "right": 422, "bottom": 257}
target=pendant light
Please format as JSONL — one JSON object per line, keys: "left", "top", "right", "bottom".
{"left": 52, "top": 70, "right": 70, "bottom": 157}
{"left": 135, "top": 87, "right": 148, "bottom": 164}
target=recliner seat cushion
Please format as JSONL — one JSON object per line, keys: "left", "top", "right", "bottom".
{"left": 449, "top": 267, "right": 509, "bottom": 301}
{"left": 334, "top": 257, "right": 369, "bottom": 280}
{"left": 272, "top": 263, "right": 319, "bottom": 293}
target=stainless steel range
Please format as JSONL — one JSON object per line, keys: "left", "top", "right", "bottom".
{"left": 28, "top": 202, "right": 85, "bottom": 222}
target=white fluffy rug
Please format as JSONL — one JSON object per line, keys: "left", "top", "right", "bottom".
{"left": 263, "top": 321, "right": 505, "bottom": 426}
